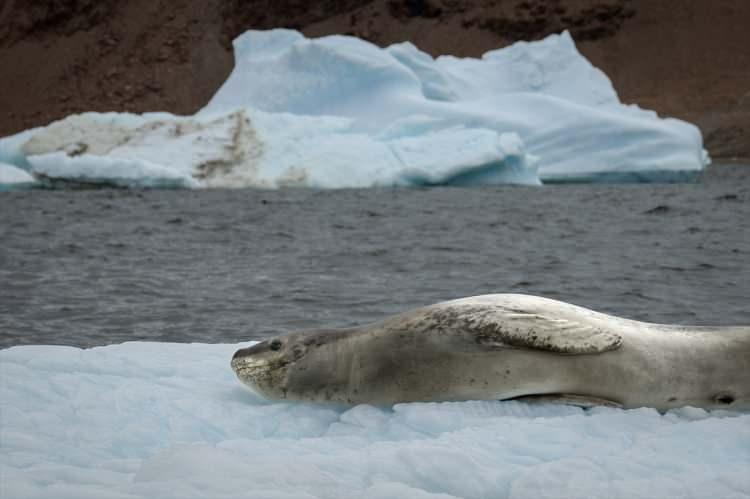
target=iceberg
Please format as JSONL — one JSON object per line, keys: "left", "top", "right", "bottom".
{"left": 14, "top": 109, "right": 536, "bottom": 189}
{"left": 205, "top": 30, "right": 707, "bottom": 184}
{"left": 1, "top": 342, "right": 747, "bottom": 499}
{"left": 0, "top": 30, "right": 707, "bottom": 188}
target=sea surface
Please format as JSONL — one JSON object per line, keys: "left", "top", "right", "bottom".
{"left": 1, "top": 164, "right": 748, "bottom": 348}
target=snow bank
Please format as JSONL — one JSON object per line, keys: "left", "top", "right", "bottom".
{"left": 0, "top": 30, "right": 706, "bottom": 189}
{"left": 2, "top": 342, "right": 747, "bottom": 499}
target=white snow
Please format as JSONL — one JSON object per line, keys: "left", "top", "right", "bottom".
{"left": 2, "top": 342, "right": 748, "bottom": 499}
{"left": 0, "top": 30, "right": 707, "bottom": 188}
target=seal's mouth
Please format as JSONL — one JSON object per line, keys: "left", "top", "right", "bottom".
{"left": 231, "top": 354, "right": 270, "bottom": 376}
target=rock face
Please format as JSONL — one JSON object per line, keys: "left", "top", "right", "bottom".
{"left": 1, "top": 0, "right": 748, "bottom": 158}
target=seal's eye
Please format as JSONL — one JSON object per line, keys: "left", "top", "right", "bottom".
{"left": 269, "top": 340, "right": 283, "bottom": 351}
{"left": 715, "top": 393, "right": 734, "bottom": 405}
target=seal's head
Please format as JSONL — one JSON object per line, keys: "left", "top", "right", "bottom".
{"left": 231, "top": 336, "right": 298, "bottom": 399}
{"left": 230, "top": 329, "right": 356, "bottom": 401}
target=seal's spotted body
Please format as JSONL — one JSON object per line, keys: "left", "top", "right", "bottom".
{"left": 231, "top": 294, "right": 750, "bottom": 410}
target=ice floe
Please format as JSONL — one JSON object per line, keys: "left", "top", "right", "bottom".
{"left": 1, "top": 342, "right": 747, "bottom": 499}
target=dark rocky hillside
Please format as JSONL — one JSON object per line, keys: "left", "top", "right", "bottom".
{"left": 1, "top": 0, "right": 748, "bottom": 158}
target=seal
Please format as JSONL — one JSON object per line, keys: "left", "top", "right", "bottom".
{"left": 231, "top": 294, "right": 750, "bottom": 410}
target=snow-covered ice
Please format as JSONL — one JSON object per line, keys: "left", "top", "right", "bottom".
{"left": 2, "top": 342, "right": 748, "bottom": 499}
{"left": 0, "top": 30, "right": 706, "bottom": 189}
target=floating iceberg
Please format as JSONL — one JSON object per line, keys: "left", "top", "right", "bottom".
{"left": 205, "top": 29, "right": 707, "bottom": 184}
{"left": 1, "top": 342, "right": 747, "bottom": 499}
{"left": 0, "top": 30, "right": 707, "bottom": 188}
{"left": 14, "top": 109, "right": 536, "bottom": 189}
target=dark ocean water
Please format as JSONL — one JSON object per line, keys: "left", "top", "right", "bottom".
{"left": 1, "top": 164, "right": 748, "bottom": 348}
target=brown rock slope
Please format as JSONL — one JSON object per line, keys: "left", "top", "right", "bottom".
{"left": 1, "top": 0, "right": 748, "bottom": 158}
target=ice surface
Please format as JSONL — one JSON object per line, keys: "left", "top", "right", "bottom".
{"left": 0, "top": 162, "right": 36, "bottom": 190}
{"left": 0, "top": 30, "right": 706, "bottom": 189}
{"left": 2, "top": 342, "right": 748, "bottom": 499}
{"left": 0, "top": 127, "right": 39, "bottom": 168}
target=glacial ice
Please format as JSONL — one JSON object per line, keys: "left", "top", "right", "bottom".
{"left": 1, "top": 342, "right": 748, "bottom": 499}
{"left": 0, "top": 30, "right": 707, "bottom": 188}
{"left": 205, "top": 29, "right": 707, "bottom": 183}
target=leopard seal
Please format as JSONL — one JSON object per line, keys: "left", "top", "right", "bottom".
{"left": 231, "top": 294, "right": 750, "bottom": 410}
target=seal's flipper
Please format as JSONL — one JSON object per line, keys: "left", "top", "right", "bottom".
{"left": 510, "top": 393, "right": 623, "bottom": 409}
{"left": 469, "top": 308, "right": 623, "bottom": 354}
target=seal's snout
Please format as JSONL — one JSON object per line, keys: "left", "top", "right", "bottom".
{"left": 232, "top": 346, "right": 252, "bottom": 361}
{"left": 231, "top": 343, "right": 263, "bottom": 373}
{"left": 232, "top": 341, "right": 271, "bottom": 362}
{"left": 231, "top": 338, "right": 293, "bottom": 399}
{"left": 231, "top": 340, "right": 286, "bottom": 378}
